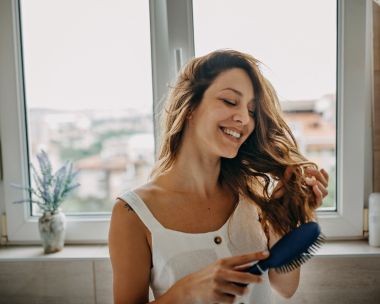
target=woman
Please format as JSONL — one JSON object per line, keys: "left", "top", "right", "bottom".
{"left": 109, "top": 49, "right": 329, "bottom": 304}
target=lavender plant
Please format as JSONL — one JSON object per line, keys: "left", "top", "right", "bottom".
{"left": 12, "top": 150, "right": 80, "bottom": 213}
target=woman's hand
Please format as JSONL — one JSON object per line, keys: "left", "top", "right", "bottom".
{"left": 303, "top": 167, "right": 329, "bottom": 207}
{"left": 271, "top": 166, "right": 329, "bottom": 208}
{"left": 265, "top": 167, "right": 329, "bottom": 299}
{"left": 160, "top": 251, "right": 269, "bottom": 304}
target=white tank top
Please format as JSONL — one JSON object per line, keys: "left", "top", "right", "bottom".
{"left": 119, "top": 190, "right": 274, "bottom": 304}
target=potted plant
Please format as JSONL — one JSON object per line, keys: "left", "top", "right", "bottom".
{"left": 12, "top": 150, "right": 80, "bottom": 253}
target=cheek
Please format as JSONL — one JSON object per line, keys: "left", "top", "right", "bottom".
{"left": 248, "top": 118, "right": 256, "bottom": 135}
{"left": 241, "top": 120, "right": 255, "bottom": 145}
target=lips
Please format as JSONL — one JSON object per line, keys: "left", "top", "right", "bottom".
{"left": 222, "top": 127, "right": 241, "bottom": 139}
{"left": 220, "top": 127, "right": 241, "bottom": 143}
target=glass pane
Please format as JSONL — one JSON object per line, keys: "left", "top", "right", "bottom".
{"left": 193, "top": 0, "right": 336, "bottom": 209}
{"left": 20, "top": 0, "right": 154, "bottom": 214}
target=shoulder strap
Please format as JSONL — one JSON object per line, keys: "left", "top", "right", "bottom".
{"left": 118, "top": 191, "right": 164, "bottom": 232}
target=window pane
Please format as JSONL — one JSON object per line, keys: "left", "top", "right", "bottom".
{"left": 20, "top": 0, "right": 154, "bottom": 214}
{"left": 193, "top": 0, "right": 336, "bottom": 209}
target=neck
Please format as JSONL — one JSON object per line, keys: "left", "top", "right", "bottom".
{"left": 157, "top": 138, "right": 223, "bottom": 199}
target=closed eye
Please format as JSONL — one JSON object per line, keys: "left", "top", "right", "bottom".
{"left": 222, "top": 99, "right": 236, "bottom": 106}
{"left": 222, "top": 98, "right": 255, "bottom": 119}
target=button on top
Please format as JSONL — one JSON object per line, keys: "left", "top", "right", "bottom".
{"left": 214, "top": 236, "right": 222, "bottom": 244}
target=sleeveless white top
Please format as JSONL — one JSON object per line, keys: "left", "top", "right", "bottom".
{"left": 119, "top": 191, "right": 274, "bottom": 304}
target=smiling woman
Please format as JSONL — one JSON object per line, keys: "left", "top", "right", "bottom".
{"left": 187, "top": 68, "right": 255, "bottom": 158}
{"left": 0, "top": 1, "right": 372, "bottom": 302}
{"left": 109, "top": 49, "right": 329, "bottom": 304}
{"left": 193, "top": 0, "right": 337, "bottom": 212}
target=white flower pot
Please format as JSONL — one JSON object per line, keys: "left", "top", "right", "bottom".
{"left": 38, "top": 211, "right": 66, "bottom": 254}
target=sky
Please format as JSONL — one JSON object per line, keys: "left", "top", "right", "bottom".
{"left": 20, "top": 0, "right": 336, "bottom": 112}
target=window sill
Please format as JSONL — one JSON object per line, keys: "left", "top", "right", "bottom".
{"left": 316, "top": 239, "right": 380, "bottom": 257}
{"left": 0, "top": 240, "right": 379, "bottom": 262}
{"left": 0, "top": 244, "right": 109, "bottom": 262}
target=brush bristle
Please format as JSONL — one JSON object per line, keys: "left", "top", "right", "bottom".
{"left": 274, "top": 233, "right": 326, "bottom": 274}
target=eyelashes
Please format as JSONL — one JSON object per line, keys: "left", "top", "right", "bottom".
{"left": 222, "top": 99, "right": 236, "bottom": 106}
{"left": 221, "top": 99, "right": 255, "bottom": 117}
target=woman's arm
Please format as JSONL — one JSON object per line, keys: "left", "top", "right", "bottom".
{"left": 267, "top": 225, "right": 300, "bottom": 299}
{"left": 109, "top": 199, "right": 153, "bottom": 303}
{"left": 267, "top": 167, "right": 329, "bottom": 298}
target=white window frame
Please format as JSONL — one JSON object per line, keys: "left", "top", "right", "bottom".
{"left": 317, "top": 0, "right": 373, "bottom": 238}
{"left": 0, "top": 0, "right": 373, "bottom": 243}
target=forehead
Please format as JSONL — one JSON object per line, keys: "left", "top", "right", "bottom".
{"left": 208, "top": 68, "right": 255, "bottom": 97}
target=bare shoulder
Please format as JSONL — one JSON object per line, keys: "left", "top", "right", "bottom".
{"left": 111, "top": 181, "right": 164, "bottom": 237}
{"left": 112, "top": 182, "right": 165, "bottom": 242}
{"left": 113, "top": 180, "right": 161, "bottom": 217}
{"left": 108, "top": 197, "right": 152, "bottom": 303}
{"left": 110, "top": 193, "right": 155, "bottom": 247}
{"left": 109, "top": 197, "right": 150, "bottom": 252}
{"left": 133, "top": 181, "right": 165, "bottom": 207}
{"left": 114, "top": 197, "right": 135, "bottom": 212}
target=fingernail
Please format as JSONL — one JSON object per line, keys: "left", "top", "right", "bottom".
{"left": 262, "top": 250, "right": 270, "bottom": 256}
{"left": 305, "top": 177, "right": 315, "bottom": 184}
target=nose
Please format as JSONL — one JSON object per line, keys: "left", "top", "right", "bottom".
{"left": 233, "top": 107, "right": 250, "bottom": 126}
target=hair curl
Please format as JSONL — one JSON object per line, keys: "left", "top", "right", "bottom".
{"left": 151, "top": 49, "right": 319, "bottom": 236}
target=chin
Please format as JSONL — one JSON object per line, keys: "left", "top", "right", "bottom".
{"left": 221, "top": 150, "right": 239, "bottom": 159}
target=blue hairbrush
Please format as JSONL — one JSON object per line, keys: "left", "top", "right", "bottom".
{"left": 238, "top": 222, "right": 325, "bottom": 286}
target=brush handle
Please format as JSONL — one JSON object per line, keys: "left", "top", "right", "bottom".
{"left": 235, "top": 262, "right": 268, "bottom": 287}
{"left": 246, "top": 261, "right": 268, "bottom": 275}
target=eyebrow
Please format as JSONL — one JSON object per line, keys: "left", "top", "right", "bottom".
{"left": 221, "top": 88, "right": 256, "bottom": 103}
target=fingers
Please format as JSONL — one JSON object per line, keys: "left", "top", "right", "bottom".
{"left": 211, "top": 269, "right": 261, "bottom": 302}
{"left": 217, "top": 268, "right": 263, "bottom": 285}
{"left": 222, "top": 251, "right": 269, "bottom": 267}
{"left": 316, "top": 181, "right": 328, "bottom": 197}
{"left": 313, "top": 184, "right": 324, "bottom": 207}
{"left": 271, "top": 166, "right": 330, "bottom": 205}
{"left": 305, "top": 167, "right": 329, "bottom": 187}
{"left": 217, "top": 280, "right": 251, "bottom": 298}
{"left": 304, "top": 179, "right": 328, "bottom": 207}
{"left": 305, "top": 178, "right": 328, "bottom": 198}
{"left": 321, "top": 168, "right": 330, "bottom": 183}
{"left": 208, "top": 252, "right": 267, "bottom": 303}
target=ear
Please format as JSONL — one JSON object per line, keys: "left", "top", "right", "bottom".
{"left": 186, "top": 111, "right": 193, "bottom": 120}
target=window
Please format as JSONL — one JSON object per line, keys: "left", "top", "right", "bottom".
{"left": 0, "top": 0, "right": 153, "bottom": 242}
{"left": 193, "top": 0, "right": 337, "bottom": 210}
{"left": 0, "top": 0, "right": 372, "bottom": 242}
{"left": 21, "top": 0, "right": 154, "bottom": 215}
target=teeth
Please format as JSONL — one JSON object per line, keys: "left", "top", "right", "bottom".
{"left": 222, "top": 128, "right": 241, "bottom": 139}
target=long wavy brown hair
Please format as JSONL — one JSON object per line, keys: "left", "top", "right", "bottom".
{"left": 151, "top": 49, "right": 319, "bottom": 236}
